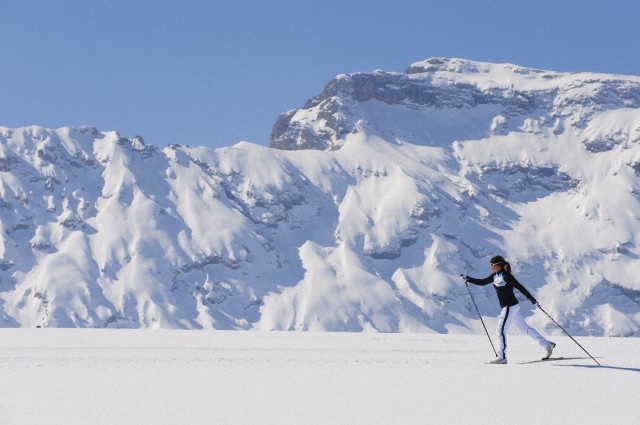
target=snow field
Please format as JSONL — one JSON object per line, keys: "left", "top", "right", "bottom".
{"left": 0, "top": 329, "right": 637, "bottom": 425}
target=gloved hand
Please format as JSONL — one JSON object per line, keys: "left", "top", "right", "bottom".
{"left": 460, "top": 274, "right": 469, "bottom": 282}
{"left": 530, "top": 297, "right": 537, "bottom": 305}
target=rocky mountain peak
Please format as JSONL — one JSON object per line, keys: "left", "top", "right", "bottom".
{"left": 270, "top": 57, "right": 640, "bottom": 152}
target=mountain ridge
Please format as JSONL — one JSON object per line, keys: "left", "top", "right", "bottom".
{"left": 1, "top": 57, "right": 639, "bottom": 335}
{"left": 270, "top": 57, "right": 640, "bottom": 152}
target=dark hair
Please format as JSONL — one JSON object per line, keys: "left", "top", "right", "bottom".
{"left": 490, "top": 255, "right": 512, "bottom": 274}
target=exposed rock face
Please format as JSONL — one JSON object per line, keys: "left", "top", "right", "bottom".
{"left": 270, "top": 57, "right": 640, "bottom": 151}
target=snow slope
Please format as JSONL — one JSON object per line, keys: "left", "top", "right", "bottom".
{"left": 0, "top": 58, "right": 639, "bottom": 335}
{"left": 0, "top": 330, "right": 638, "bottom": 425}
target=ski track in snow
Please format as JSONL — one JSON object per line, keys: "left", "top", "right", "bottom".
{"left": 0, "top": 330, "right": 638, "bottom": 425}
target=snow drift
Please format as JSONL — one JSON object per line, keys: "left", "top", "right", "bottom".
{"left": 0, "top": 58, "right": 638, "bottom": 335}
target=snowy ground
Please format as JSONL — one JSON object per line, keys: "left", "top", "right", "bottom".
{"left": 0, "top": 330, "right": 638, "bottom": 425}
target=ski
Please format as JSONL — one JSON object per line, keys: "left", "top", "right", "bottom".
{"left": 518, "top": 356, "right": 597, "bottom": 364}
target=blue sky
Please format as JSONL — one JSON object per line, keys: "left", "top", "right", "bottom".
{"left": 1, "top": 0, "right": 639, "bottom": 149}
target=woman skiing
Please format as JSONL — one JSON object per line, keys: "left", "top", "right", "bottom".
{"left": 463, "top": 255, "right": 555, "bottom": 364}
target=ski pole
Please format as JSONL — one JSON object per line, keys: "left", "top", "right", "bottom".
{"left": 536, "top": 303, "right": 600, "bottom": 366}
{"left": 461, "top": 275, "right": 497, "bottom": 356}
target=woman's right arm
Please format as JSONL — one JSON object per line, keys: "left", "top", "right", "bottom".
{"left": 464, "top": 274, "right": 494, "bottom": 286}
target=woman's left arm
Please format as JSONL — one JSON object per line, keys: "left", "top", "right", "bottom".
{"left": 507, "top": 274, "right": 537, "bottom": 304}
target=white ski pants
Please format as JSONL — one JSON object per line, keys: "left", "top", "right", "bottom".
{"left": 496, "top": 303, "right": 549, "bottom": 360}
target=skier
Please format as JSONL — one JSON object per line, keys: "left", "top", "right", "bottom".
{"left": 463, "top": 255, "right": 555, "bottom": 364}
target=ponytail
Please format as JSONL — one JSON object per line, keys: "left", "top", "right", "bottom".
{"left": 503, "top": 261, "right": 512, "bottom": 274}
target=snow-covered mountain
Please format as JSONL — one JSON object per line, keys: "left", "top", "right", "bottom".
{"left": 1, "top": 58, "right": 639, "bottom": 335}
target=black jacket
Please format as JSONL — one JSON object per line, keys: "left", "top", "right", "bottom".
{"left": 466, "top": 272, "right": 536, "bottom": 308}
